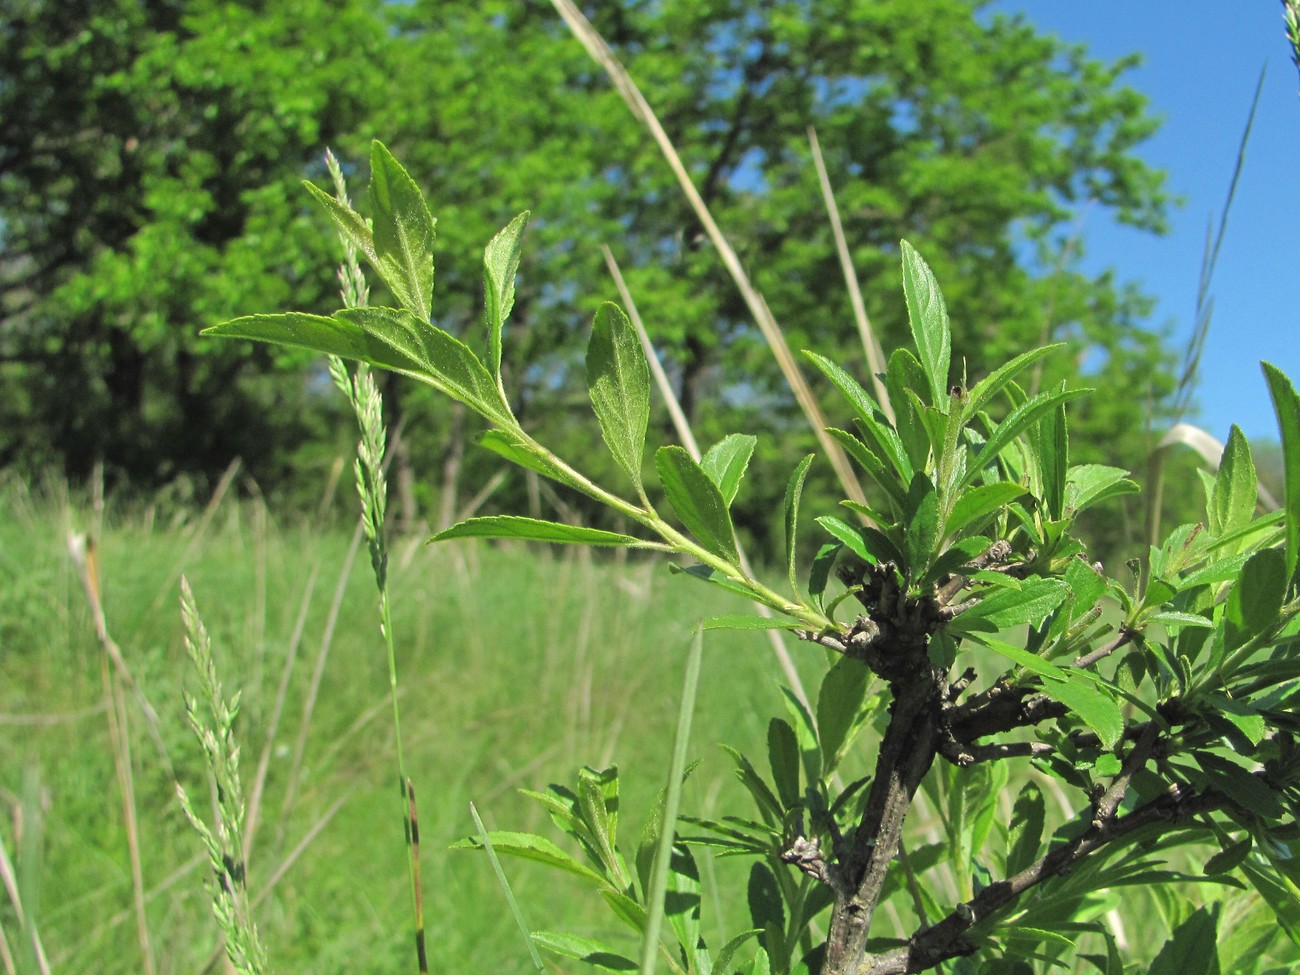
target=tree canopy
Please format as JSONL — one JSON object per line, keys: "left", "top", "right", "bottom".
{"left": 2, "top": 0, "right": 1178, "bottom": 548}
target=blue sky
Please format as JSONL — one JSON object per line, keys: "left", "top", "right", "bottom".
{"left": 988, "top": 1, "right": 1300, "bottom": 445}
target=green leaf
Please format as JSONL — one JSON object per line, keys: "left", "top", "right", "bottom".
{"left": 432, "top": 516, "right": 646, "bottom": 547}
{"left": 824, "top": 428, "right": 906, "bottom": 510}
{"left": 671, "top": 563, "right": 755, "bottom": 601}
{"left": 1035, "top": 391, "right": 1068, "bottom": 520}
{"left": 816, "top": 656, "right": 873, "bottom": 775}
{"left": 338, "top": 307, "right": 513, "bottom": 424}
{"left": 946, "top": 482, "right": 1026, "bottom": 538}
{"left": 483, "top": 211, "right": 529, "bottom": 377}
{"left": 578, "top": 766, "right": 621, "bottom": 877}
{"left": 963, "top": 387, "right": 1091, "bottom": 490}
{"left": 946, "top": 579, "right": 1070, "bottom": 635}
{"left": 1204, "top": 836, "right": 1253, "bottom": 875}
{"left": 767, "top": 718, "right": 801, "bottom": 809}
{"left": 303, "top": 180, "right": 377, "bottom": 266}
{"left": 1006, "top": 782, "right": 1045, "bottom": 874}
{"left": 656, "top": 446, "right": 739, "bottom": 562}
{"left": 780, "top": 687, "right": 822, "bottom": 786}
{"left": 1211, "top": 425, "right": 1258, "bottom": 538}
{"left": 803, "top": 351, "right": 912, "bottom": 480}
{"left": 904, "top": 471, "right": 940, "bottom": 581}
{"left": 1065, "top": 464, "right": 1139, "bottom": 513}
{"left": 702, "top": 615, "right": 803, "bottom": 632}
{"left": 816, "top": 515, "right": 871, "bottom": 563}
{"left": 588, "top": 303, "right": 651, "bottom": 491}
{"left": 1195, "top": 753, "right": 1282, "bottom": 819}
{"left": 1225, "top": 547, "right": 1287, "bottom": 649}
{"left": 1147, "top": 905, "right": 1220, "bottom": 975}
{"left": 714, "top": 930, "right": 763, "bottom": 975}
{"left": 532, "top": 931, "right": 638, "bottom": 972}
{"left": 980, "top": 638, "right": 1124, "bottom": 747}
{"left": 367, "top": 140, "right": 437, "bottom": 323}
{"left": 1262, "top": 363, "right": 1300, "bottom": 582}
{"left": 475, "top": 429, "right": 572, "bottom": 484}
{"left": 1241, "top": 857, "right": 1300, "bottom": 948}
{"left": 203, "top": 311, "right": 425, "bottom": 375}
{"left": 784, "top": 454, "right": 815, "bottom": 598}
{"left": 962, "top": 345, "right": 1065, "bottom": 423}
{"left": 899, "top": 240, "right": 951, "bottom": 406}
{"left": 886, "top": 348, "right": 934, "bottom": 472}
{"left": 451, "top": 830, "right": 606, "bottom": 884}
{"left": 701, "top": 433, "right": 758, "bottom": 507}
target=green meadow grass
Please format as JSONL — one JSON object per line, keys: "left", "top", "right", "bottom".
{"left": 3, "top": 483, "right": 1290, "bottom": 974}
{"left": 0, "top": 482, "right": 823, "bottom": 974}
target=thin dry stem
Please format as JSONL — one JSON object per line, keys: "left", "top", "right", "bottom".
{"left": 550, "top": 0, "right": 868, "bottom": 509}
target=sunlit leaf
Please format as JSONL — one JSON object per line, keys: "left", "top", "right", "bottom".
{"left": 483, "top": 210, "right": 529, "bottom": 376}
{"left": 368, "top": 140, "right": 437, "bottom": 322}
{"left": 702, "top": 433, "right": 758, "bottom": 507}
{"left": 1211, "top": 425, "right": 1258, "bottom": 538}
{"left": 656, "top": 446, "right": 739, "bottom": 562}
{"left": 588, "top": 303, "right": 651, "bottom": 490}
{"left": 432, "top": 516, "right": 646, "bottom": 547}
{"left": 450, "top": 830, "right": 605, "bottom": 884}
{"left": 1262, "top": 362, "right": 1300, "bottom": 581}
{"left": 900, "top": 240, "right": 951, "bottom": 406}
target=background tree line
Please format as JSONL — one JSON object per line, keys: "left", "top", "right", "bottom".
{"left": 1, "top": 0, "right": 1194, "bottom": 560}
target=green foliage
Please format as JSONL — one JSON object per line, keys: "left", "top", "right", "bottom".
{"left": 203, "top": 145, "right": 1300, "bottom": 974}
{"left": 4, "top": 0, "right": 1182, "bottom": 551}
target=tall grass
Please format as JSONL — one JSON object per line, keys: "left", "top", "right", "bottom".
{"left": 0, "top": 482, "right": 797, "bottom": 974}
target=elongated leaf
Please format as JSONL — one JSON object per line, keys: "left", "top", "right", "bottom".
{"left": 900, "top": 240, "right": 951, "bottom": 406}
{"left": 1147, "top": 905, "right": 1219, "bottom": 975}
{"left": 904, "top": 471, "right": 940, "bottom": 581}
{"left": 1225, "top": 547, "right": 1287, "bottom": 650}
{"left": 533, "top": 931, "right": 636, "bottom": 972}
{"left": 784, "top": 454, "right": 815, "bottom": 597}
{"left": 702, "top": 433, "right": 758, "bottom": 507}
{"left": 817, "top": 656, "right": 872, "bottom": 775}
{"left": 825, "top": 428, "right": 905, "bottom": 510}
{"left": 964, "top": 387, "right": 1091, "bottom": 490}
{"left": 484, "top": 211, "right": 530, "bottom": 376}
{"left": 962, "top": 344, "right": 1065, "bottom": 423}
{"left": 947, "top": 579, "right": 1070, "bottom": 634}
{"left": 367, "top": 141, "right": 436, "bottom": 322}
{"left": 671, "top": 563, "right": 756, "bottom": 600}
{"left": 1195, "top": 753, "right": 1282, "bottom": 819}
{"left": 1036, "top": 392, "right": 1068, "bottom": 520}
{"left": 432, "top": 516, "right": 646, "bottom": 547}
{"left": 451, "top": 829, "right": 606, "bottom": 885}
{"left": 656, "top": 446, "right": 738, "bottom": 562}
{"left": 1262, "top": 363, "right": 1300, "bottom": 581}
{"left": 1065, "top": 464, "right": 1139, "bottom": 513}
{"left": 476, "top": 429, "right": 571, "bottom": 484}
{"left": 816, "top": 515, "right": 871, "bottom": 563}
{"left": 767, "top": 718, "right": 801, "bottom": 810}
{"left": 981, "top": 638, "right": 1123, "bottom": 747}
{"left": 702, "top": 615, "right": 803, "bottom": 632}
{"left": 203, "top": 311, "right": 425, "bottom": 374}
{"left": 804, "top": 351, "right": 912, "bottom": 480}
{"left": 589, "top": 304, "right": 651, "bottom": 491}
{"left": 1240, "top": 858, "right": 1300, "bottom": 948}
{"left": 303, "top": 180, "right": 377, "bottom": 265}
{"left": 578, "top": 767, "right": 620, "bottom": 879}
{"left": 887, "top": 348, "right": 933, "bottom": 472}
{"left": 947, "top": 482, "right": 1026, "bottom": 538}
{"left": 1006, "top": 783, "right": 1046, "bottom": 874}
{"left": 781, "top": 687, "right": 822, "bottom": 786}
{"left": 339, "top": 306, "right": 512, "bottom": 424}
{"left": 1211, "top": 425, "right": 1258, "bottom": 537}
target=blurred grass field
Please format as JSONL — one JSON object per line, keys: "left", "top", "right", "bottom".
{"left": 0, "top": 478, "right": 825, "bottom": 974}
{"left": 2, "top": 478, "right": 1292, "bottom": 974}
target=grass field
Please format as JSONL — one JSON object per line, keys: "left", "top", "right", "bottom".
{"left": 2, "top": 479, "right": 1293, "bottom": 974}
{"left": 0, "top": 478, "right": 829, "bottom": 974}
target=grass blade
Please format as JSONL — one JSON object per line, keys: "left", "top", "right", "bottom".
{"left": 640, "top": 627, "right": 705, "bottom": 975}
{"left": 469, "top": 802, "right": 548, "bottom": 973}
